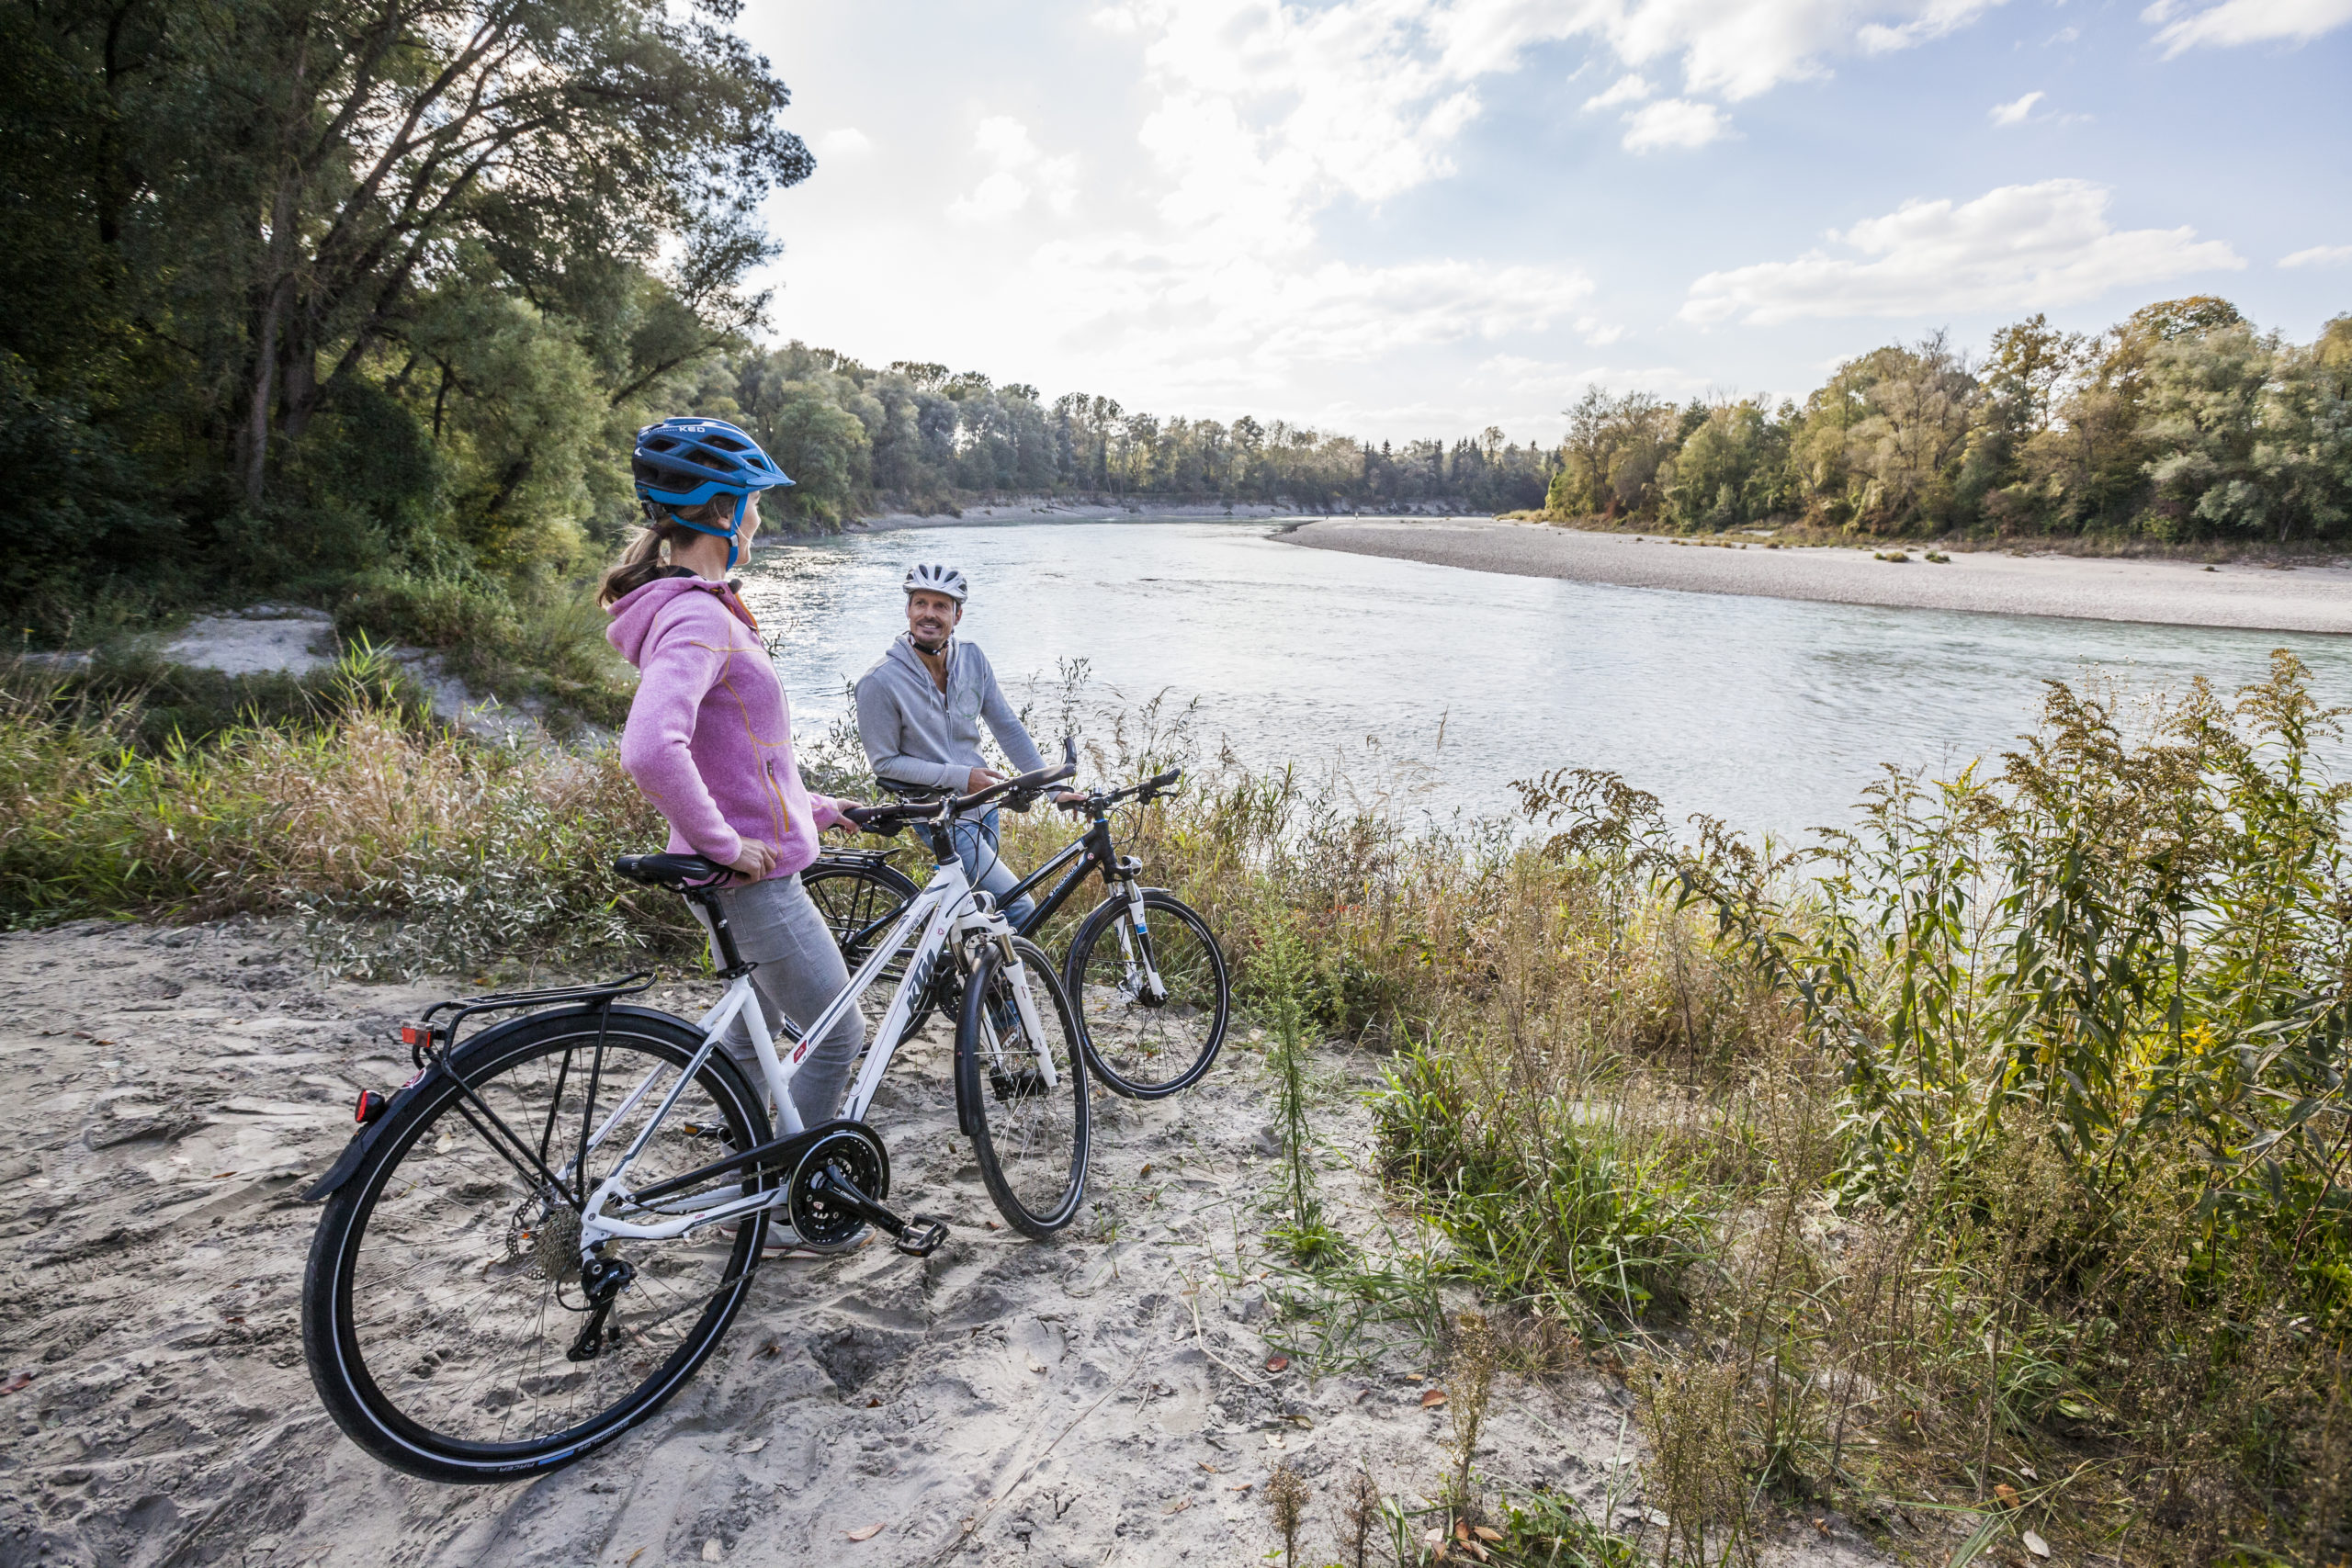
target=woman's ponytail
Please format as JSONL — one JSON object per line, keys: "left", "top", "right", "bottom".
{"left": 597, "top": 499, "right": 738, "bottom": 608}
{"left": 597, "top": 521, "right": 678, "bottom": 607}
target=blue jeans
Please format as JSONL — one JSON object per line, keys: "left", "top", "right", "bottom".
{"left": 951, "top": 808, "right": 1034, "bottom": 931}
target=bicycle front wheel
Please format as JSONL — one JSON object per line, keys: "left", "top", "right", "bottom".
{"left": 956, "top": 937, "right": 1091, "bottom": 1237}
{"left": 1064, "top": 889, "right": 1230, "bottom": 1099}
{"left": 301, "top": 1008, "right": 769, "bottom": 1482}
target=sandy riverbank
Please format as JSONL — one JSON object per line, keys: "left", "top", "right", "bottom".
{"left": 0, "top": 918, "right": 1893, "bottom": 1568}
{"left": 1283, "top": 517, "right": 2352, "bottom": 635}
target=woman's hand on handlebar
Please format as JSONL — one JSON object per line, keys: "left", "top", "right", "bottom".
{"left": 823, "top": 800, "right": 868, "bottom": 834}
{"left": 724, "top": 840, "right": 777, "bottom": 882}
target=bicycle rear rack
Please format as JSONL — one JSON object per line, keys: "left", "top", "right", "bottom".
{"left": 401, "top": 974, "right": 657, "bottom": 1068}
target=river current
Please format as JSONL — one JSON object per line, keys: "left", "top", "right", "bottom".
{"left": 736, "top": 517, "right": 2351, "bottom": 841}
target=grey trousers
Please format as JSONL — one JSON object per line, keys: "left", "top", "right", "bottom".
{"left": 704, "top": 874, "right": 865, "bottom": 1128}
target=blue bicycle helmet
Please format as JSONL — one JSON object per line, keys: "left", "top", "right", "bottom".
{"left": 632, "top": 416, "right": 794, "bottom": 570}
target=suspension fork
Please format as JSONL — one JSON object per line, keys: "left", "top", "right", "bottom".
{"left": 979, "top": 921, "right": 1059, "bottom": 1089}
{"left": 1105, "top": 854, "right": 1169, "bottom": 1005}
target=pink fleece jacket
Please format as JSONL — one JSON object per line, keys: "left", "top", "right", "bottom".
{"left": 607, "top": 574, "right": 845, "bottom": 879}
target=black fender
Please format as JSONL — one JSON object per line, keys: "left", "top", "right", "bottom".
{"left": 301, "top": 1061, "right": 448, "bottom": 1201}
{"left": 299, "top": 1002, "right": 704, "bottom": 1201}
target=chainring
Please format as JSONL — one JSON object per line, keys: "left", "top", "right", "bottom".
{"left": 786, "top": 1126, "right": 891, "bottom": 1250}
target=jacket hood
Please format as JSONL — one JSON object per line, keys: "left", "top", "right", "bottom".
{"left": 605, "top": 575, "right": 722, "bottom": 668}
{"left": 885, "top": 632, "right": 951, "bottom": 681}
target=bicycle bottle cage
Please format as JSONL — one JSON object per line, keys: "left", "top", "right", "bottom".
{"left": 401, "top": 974, "right": 657, "bottom": 1068}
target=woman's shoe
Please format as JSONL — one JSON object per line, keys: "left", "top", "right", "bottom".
{"left": 719, "top": 1219, "right": 820, "bottom": 1257}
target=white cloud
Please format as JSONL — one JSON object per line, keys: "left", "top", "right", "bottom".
{"left": 1582, "top": 73, "right": 1654, "bottom": 110}
{"left": 1680, "top": 179, "right": 2245, "bottom": 325}
{"left": 1027, "top": 240, "right": 1595, "bottom": 390}
{"left": 946, "top": 116, "right": 1078, "bottom": 224}
{"left": 1989, "top": 89, "right": 2044, "bottom": 125}
{"left": 2281, "top": 244, "right": 2352, "bottom": 269}
{"left": 2143, "top": 0, "right": 2352, "bottom": 54}
{"left": 1411, "top": 0, "right": 2009, "bottom": 102}
{"left": 817, "top": 128, "right": 873, "bottom": 158}
{"left": 1622, "top": 97, "right": 1731, "bottom": 151}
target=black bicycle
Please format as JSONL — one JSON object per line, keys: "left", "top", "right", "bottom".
{"left": 804, "top": 767, "right": 1228, "bottom": 1100}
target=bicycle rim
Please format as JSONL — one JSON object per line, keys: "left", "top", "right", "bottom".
{"left": 305, "top": 1014, "right": 767, "bottom": 1479}
{"left": 1068, "top": 891, "right": 1229, "bottom": 1099}
{"left": 957, "top": 938, "right": 1089, "bottom": 1236}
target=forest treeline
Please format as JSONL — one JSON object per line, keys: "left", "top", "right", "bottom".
{"left": 676, "top": 343, "right": 1558, "bottom": 524}
{"left": 1551, "top": 298, "right": 2352, "bottom": 544}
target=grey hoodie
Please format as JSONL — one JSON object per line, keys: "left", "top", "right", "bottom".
{"left": 854, "top": 635, "right": 1045, "bottom": 794}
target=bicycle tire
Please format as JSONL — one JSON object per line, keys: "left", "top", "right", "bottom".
{"left": 802, "top": 855, "right": 948, "bottom": 1036}
{"left": 302, "top": 1008, "right": 769, "bottom": 1483}
{"left": 956, "top": 937, "right": 1091, "bottom": 1237}
{"left": 1062, "top": 889, "right": 1229, "bottom": 1100}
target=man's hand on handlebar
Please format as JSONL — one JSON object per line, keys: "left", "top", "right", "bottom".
{"left": 966, "top": 767, "right": 1006, "bottom": 795}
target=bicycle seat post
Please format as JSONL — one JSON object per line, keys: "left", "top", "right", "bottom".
{"left": 688, "top": 888, "right": 754, "bottom": 978}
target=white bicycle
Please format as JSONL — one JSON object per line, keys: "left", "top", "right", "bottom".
{"left": 299, "top": 752, "right": 1088, "bottom": 1483}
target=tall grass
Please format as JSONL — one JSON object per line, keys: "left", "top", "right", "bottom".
{"left": 0, "top": 649, "right": 684, "bottom": 972}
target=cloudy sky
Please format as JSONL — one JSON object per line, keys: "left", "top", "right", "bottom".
{"left": 738, "top": 0, "right": 2350, "bottom": 444}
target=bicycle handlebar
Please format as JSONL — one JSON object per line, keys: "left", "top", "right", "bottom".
{"left": 842, "top": 746, "right": 1079, "bottom": 836}
{"left": 1053, "top": 765, "right": 1184, "bottom": 815}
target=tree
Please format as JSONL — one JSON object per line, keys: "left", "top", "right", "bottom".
{"left": 74, "top": 0, "right": 813, "bottom": 502}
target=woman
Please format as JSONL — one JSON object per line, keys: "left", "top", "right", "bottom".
{"left": 601, "top": 417, "right": 866, "bottom": 1208}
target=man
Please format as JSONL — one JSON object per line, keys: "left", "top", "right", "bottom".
{"left": 855, "top": 563, "right": 1049, "bottom": 927}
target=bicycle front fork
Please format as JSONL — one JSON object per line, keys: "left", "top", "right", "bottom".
{"left": 1109, "top": 861, "right": 1170, "bottom": 1006}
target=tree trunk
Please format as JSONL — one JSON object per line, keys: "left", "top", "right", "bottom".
{"left": 241, "top": 28, "right": 311, "bottom": 506}
{"left": 243, "top": 272, "right": 289, "bottom": 504}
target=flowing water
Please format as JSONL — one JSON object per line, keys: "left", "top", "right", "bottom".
{"left": 738, "top": 517, "right": 2352, "bottom": 840}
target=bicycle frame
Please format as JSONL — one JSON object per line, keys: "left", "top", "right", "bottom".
{"left": 997, "top": 812, "right": 1122, "bottom": 937}
{"left": 572, "top": 852, "right": 1049, "bottom": 1253}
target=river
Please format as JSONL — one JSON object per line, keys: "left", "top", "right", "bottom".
{"left": 737, "top": 517, "right": 2352, "bottom": 841}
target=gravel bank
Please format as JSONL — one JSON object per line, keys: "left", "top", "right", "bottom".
{"left": 1283, "top": 518, "right": 2352, "bottom": 635}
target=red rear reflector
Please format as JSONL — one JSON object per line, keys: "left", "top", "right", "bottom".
{"left": 355, "top": 1090, "right": 389, "bottom": 1126}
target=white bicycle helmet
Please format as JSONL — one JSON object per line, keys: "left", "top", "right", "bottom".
{"left": 903, "top": 563, "right": 968, "bottom": 603}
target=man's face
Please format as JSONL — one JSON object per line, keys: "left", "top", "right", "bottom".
{"left": 907, "top": 590, "right": 961, "bottom": 647}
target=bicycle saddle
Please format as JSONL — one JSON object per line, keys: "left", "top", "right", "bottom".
{"left": 613, "top": 852, "right": 732, "bottom": 890}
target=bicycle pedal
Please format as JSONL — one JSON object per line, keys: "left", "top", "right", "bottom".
{"left": 894, "top": 1214, "right": 948, "bottom": 1258}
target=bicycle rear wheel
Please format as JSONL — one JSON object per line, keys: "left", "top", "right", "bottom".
{"left": 956, "top": 937, "right": 1090, "bottom": 1237}
{"left": 803, "top": 854, "right": 946, "bottom": 1035}
{"left": 302, "top": 1009, "right": 769, "bottom": 1482}
{"left": 1063, "top": 889, "right": 1229, "bottom": 1099}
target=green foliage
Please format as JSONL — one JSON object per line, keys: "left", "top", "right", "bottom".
{"left": 1378, "top": 1041, "right": 1707, "bottom": 1325}
{"left": 0, "top": 0, "right": 810, "bottom": 655}
{"left": 1544, "top": 301, "right": 2352, "bottom": 544}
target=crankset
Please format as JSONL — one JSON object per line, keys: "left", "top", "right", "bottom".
{"left": 786, "top": 1126, "right": 948, "bottom": 1258}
